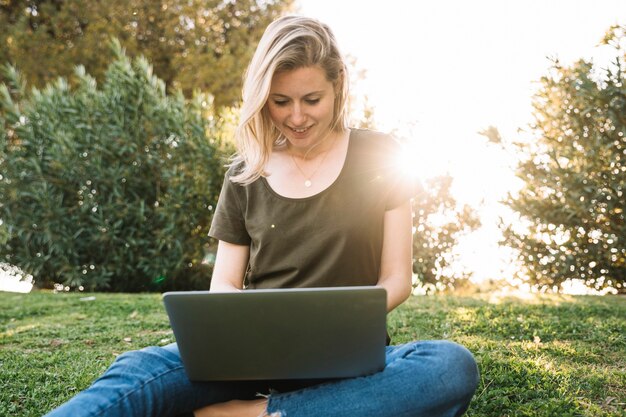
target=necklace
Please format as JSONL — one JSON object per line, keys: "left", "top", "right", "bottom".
{"left": 288, "top": 136, "right": 336, "bottom": 188}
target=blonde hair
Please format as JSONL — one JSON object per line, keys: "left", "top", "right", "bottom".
{"left": 229, "top": 15, "right": 349, "bottom": 184}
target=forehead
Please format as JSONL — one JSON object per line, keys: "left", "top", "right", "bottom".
{"left": 270, "top": 66, "right": 333, "bottom": 95}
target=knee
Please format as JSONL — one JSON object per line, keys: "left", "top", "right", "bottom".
{"left": 436, "top": 340, "right": 480, "bottom": 401}
{"left": 390, "top": 340, "right": 479, "bottom": 415}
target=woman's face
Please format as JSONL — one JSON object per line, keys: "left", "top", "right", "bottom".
{"left": 267, "top": 66, "right": 336, "bottom": 151}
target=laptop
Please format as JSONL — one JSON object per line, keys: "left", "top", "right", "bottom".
{"left": 162, "top": 286, "right": 387, "bottom": 381}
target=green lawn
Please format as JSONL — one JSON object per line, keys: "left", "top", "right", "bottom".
{"left": 1, "top": 291, "right": 624, "bottom": 416}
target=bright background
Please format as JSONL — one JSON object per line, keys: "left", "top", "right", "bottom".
{"left": 297, "top": 0, "right": 626, "bottom": 285}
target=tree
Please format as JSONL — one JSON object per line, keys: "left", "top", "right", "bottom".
{"left": 0, "top": 0, "right": 293, "bottom": 108}
{"left": 0, "top": 42, "right": 232, "bottom": 291}
{"left": 412, "top": 175, "right": 481, "bottom": 292}
{"left": 352, "top": 96, "right": 377, "bottom": 130}
{"left": 499, "top": 25, "right": 626, "bottom": 293}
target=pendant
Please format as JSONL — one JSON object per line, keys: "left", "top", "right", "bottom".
{"left": 304, "top": 180, "right": 312, "bottom": 188}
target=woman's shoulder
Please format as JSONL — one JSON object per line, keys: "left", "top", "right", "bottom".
{"left": 349, "top": 128, "right": 404, "bottom": 162}
{"left": 350, "top": 127, "right": 392, "bottom": 141}
{"left": 224, "top": 162, "right": 244, "bottom": 178}
{"left": 223, "top": 158, "right": 255, "bottom": 184}
{"left": 348, "top": 129, "right": 421, "bottom": 205}
{"left": 218, "top": 161, "right": 257, "bottom": 197}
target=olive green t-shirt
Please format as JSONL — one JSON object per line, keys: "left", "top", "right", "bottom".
{"left": 208, "top": 128, "right": 418, "bottom": 289}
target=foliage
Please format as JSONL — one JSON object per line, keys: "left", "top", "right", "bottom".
{"left": 500, "top": 25, "right": 626, "bottom": 293}
{"left": 0, "top": 43, "right": 230, "bottom": 291}
{"left": 346, "top": 56, "right": 377, "bottom": 130}
{"left": 1, "top": 291, "right": 624, "bottom": 416}
{"left": 0, "top": 0, "right": 293, "bottom": 108}
{"left": 352, "top": 96, "right": 377, "bottom": 130}
{"left": 412, "top": 175, "right": 481, "bottom": 291}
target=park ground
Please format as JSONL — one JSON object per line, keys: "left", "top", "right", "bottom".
{"left": 0, "top": 291, "right": 624, "bottom": 416}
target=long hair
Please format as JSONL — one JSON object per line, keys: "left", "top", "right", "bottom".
{"left": 229, "top": 15, "right": 349, "bottom": 184}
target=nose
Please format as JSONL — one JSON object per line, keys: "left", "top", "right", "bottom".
{"left": 290, "top": 103, "right": 306, "bottom": 126}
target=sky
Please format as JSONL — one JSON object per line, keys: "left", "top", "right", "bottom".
{"left": 296, "top": 0, "right": 625, "bottom": 283}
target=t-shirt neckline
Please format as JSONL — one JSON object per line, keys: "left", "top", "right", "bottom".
{"left": 260, "top": 128, "right": 354, "bottom": 202}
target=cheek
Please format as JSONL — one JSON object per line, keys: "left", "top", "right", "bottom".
{"left": 267, "top": 105, "right": 284, "bottom": 125}
{"left": 320, "top": 100, "right": 336, "bottom": 121}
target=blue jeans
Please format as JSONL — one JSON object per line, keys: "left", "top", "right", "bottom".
{"left": 44, "top": 340, "right": 479, "bottom": 417}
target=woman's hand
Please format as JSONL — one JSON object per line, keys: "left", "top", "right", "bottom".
{"left": 194, "top": 399, "right": 269, "bottom": 417}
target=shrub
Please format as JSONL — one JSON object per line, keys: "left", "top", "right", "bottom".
{"left": 0, "top": 41, "right": 229, "bottom": 291}
{"left": 499, "top": 25, "right": 626, "bottom": 293}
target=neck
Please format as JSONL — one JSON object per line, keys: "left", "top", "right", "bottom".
{"left": 288, "top": 128, "right": 343, "bottom": 159}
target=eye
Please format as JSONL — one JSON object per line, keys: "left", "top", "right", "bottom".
{"left": 305, "top": 98, "right": 320, "bottom": 105}
{"left": 272, "top": 100, "right": 288, "bottom": 106}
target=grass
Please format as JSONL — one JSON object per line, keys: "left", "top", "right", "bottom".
{"left": 1, "top": 291, "right": 624, "bottom": 416}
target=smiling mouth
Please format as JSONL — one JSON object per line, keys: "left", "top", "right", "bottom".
{"left": 289, "top": 126, "right": 312, "bottom": 134}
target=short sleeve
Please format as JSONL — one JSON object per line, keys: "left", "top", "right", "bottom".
{"left": 382, "top": 137, "right": 423, "bottom": 210}
{"left": 208, "top": 171, "right": 251, "bottom": 245}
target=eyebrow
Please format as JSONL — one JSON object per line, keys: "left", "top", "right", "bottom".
{"left": 269, "top": 90, "right": 325, "bottom": 98}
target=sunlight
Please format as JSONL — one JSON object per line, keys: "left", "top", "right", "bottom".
{"left": 394, "top": 129, "right": 452, "bottom": 182}
{"left": 0, "top": 263, "right": 33, "bottom": 294}
{"left": 485, "top": 286, "right": 566, "bottom": 305}
{"left": 560, "top": 279, "right": 618, "bottom": 295}
{"left": 298, "top": 0, "right": 625, "bottom": 293}
{"left": 394, "top": 128, "right": 525, "bottom": 285}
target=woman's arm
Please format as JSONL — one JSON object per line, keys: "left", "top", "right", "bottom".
{"left": 209, "top": 240, "right": 250, "bottom": 292}
{"left": 377, "top": 200, "right": 414, "bottom": 312}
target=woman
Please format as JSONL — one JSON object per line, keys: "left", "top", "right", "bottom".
{"left": 46, "top": 15, "right": 479, "bottom": 417}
